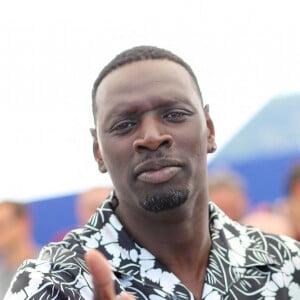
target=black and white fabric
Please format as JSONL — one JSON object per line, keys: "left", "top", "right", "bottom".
{"left": 5, "top": 194, "right": 300, "bottom": 299}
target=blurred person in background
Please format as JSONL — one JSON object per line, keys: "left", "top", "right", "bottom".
{"left": 76, "top": 187, "right": 112, "bottom": 226}
{"left": 0, "top": 201, "right": 39, "bottom": 298}
{"left": 242, "top": 210, "right": 296, "bottom": 238}
{"left": 208, "top": 169, "right": 249, "bottom": 221}
{"left": 274, "top": 162, "right": 300, "bottom": 241}
{"left": 52, "top": 187, "right": 112, "bottom": 241}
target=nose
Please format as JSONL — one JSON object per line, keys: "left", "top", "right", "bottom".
{"left": 133, "top": 117, "right": 173, "bottom": 152}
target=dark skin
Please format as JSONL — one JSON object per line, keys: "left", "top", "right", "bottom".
{"left": 86, "top": 60, "right": 216, "bottom": 299}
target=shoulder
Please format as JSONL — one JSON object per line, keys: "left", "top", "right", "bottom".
{"left": 209, "top": 201, "right": 300, "bottom": 270}
{"left": 259, "top": 232, "right": 300, "bottom": 273}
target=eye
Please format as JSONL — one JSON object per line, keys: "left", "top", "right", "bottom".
{"left": 110, "top": 120, "right": 137, "bottom": 134}
{"left": 164, "top": 110, "right": 189, "bottom": 122}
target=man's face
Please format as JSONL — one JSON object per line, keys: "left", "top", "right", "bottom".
{"left": 0, "top": 204, "right": 21, "bottom": 252}
{"left": 93, "top": 60, "right": 213, "bottom": 214}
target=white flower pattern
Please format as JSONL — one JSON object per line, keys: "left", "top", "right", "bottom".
{"left": 4, "top": 195, "right": 300, "bottom": 299}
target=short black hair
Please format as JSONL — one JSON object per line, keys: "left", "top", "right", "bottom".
{"left": 286, "top": 162, "right": 300, "bottom": 194}
{"left": 0, "top": 201, "right": 29, "bottom": 219}
{"left": 92, "top": 45, "right": 203, "bottom": 123}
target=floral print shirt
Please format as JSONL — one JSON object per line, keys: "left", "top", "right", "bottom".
{"left": 5, "top": 194, "right": 300, "bottom": 299}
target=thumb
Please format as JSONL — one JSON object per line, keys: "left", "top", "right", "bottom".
{"left": 85, "top": 249, "right": 116, "bottom": 299}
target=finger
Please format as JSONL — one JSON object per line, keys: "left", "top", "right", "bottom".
{"left": 117, "top": 292, "right": 136, "bottom": 300}
{"left": 85, "top": 249, "right": 115, "bottom": 299}
{"left": 116, "top": 292, "right": 135, "bottom": 300}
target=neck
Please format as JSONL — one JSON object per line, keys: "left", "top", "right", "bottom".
{"left": 116, "top": 198, "right": 211, "bottom": 299}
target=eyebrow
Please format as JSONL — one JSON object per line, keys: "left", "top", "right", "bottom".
{"left": 109, "top": 96, "right": 194, "bottom": 117}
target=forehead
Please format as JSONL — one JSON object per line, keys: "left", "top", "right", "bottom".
{"left": 95, "top": 60, "right": 200, "bottom": 118}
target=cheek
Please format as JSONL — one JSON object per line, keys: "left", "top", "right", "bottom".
{"left": 101, "top": 141, "right": 131, "bottom": 172}
{"left": 182, "top": 130, "right": 207, "bottom": 157}
{"left": 184, "top": 118, "right": 208, "bottom": 152}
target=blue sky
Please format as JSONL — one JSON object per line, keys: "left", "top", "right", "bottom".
{"left": 0, "top": 0, "right": 299, "bottom": 200}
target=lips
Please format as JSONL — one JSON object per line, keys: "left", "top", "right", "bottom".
{"left": 133, "top": 159, "right": 183, "bottom": 184}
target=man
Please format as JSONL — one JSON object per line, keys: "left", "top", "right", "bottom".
{"left": 76, "top": 187, "right": 112, "bottom": 226}
{"left": 5, "top": 46, "right": 300, "bottom": 299}
{"left": 51, "top": 187, "right": 112, "bottom": 241}
{"left": 0, "top": 201, "right": 38, "bottom": 299}
{"left": 208, "top": 169, "right": 248, "bottom": 221}
{"left": 274, "top": 162, "right": 300, "bottom": 241}
{"left": 242, "top": 209, "right": 296, "bottom": 238}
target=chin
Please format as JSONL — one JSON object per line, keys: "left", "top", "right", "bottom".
{"left": 140, "top": 188, "right": 189, "bottom": 213}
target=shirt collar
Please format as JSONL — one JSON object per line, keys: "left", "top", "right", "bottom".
{"left": 85, "top": 196, "right": 281, "bottom": 281}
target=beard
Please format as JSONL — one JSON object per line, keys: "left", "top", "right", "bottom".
{"left": 141, "top": 189, "right": 189, "bottom": 213}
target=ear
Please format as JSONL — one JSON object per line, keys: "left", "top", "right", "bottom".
{"left": 204, "top": 105, "right": 217, "bottom": 153}
{"left": 90, "top": 128, "right": 107, "bottom": 173}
